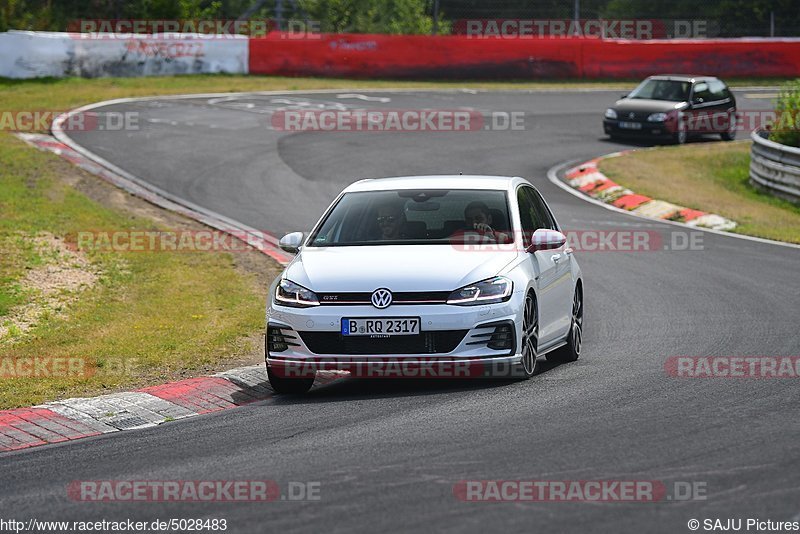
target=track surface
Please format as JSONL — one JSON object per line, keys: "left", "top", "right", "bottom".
{"left": 3, "top": 89, "right": 799, "bottom": 533}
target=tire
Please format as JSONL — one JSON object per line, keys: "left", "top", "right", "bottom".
{"left": 546, "top": 285, "right": 583, "bottom": 364}
{"left": 720, "top": 114, "right": 736, "bottom": 141}
{"left": 517, "top": 292, "right": 539, "bottom": 379}
{"left": 267, "top": 365, "right": 315, "bottom": 394}
{"left": 673, "top": 125, "right": 687, "bottom": 145}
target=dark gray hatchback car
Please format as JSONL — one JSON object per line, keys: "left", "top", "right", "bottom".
{"left": 603, "top": 75, "right": 737, "bottom": 144}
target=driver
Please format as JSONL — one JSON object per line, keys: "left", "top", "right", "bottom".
{"left": 464, "top": 201, "right": 511, "bottom": 244}
{"left": 376, "top": 202, "right": 408, "bottom": 240}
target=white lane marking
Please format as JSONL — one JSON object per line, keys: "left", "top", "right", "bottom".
{"left": 337, "top": 93, "right": 391, "bottom": 103}
{"left": 743, "top": 93, "right": 778, "bottom": 99}
{"left": 547, "top": 159, "right": 800, "bottom": 250}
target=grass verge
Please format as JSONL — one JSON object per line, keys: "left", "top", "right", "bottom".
{"left": 598, "top": 141, "right": 800, "bottom": 244}
{"left": 0, "top": 132, "right": 280, "bottom": 409}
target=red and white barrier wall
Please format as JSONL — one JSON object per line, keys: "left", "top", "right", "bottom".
{"left": 3, "top": 29, "right": 800, "bottom": 79}
{"left": 249, "top": 33, "right": 800, "bottom": 79}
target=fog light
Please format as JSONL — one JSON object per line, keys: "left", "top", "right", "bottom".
{"left": 267, "top": 325, "right": 299, "bottom": 353}
{"left": 488, "top": 323, "right": 514, "bottom": 351}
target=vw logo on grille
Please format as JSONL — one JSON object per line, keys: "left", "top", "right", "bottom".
{"left": 628, "top": 112, "right": 635, "bottom": 119}
{"left": 371, "top": 288, "right": 393, "bottom": 309}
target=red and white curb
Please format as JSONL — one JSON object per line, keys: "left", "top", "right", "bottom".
{"left": 564, "top": 152, "right": 737, "bottom": 231}
{"left": 0, "top": 366, "right": 345, "bottom": 453}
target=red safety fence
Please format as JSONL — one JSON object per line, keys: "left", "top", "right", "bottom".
{"left": 249, "top": 33, "right": 800, "bottom": 79}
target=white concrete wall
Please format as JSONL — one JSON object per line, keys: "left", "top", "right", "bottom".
{"left": 0, "top": 31, "right": 248, "bottom": 78}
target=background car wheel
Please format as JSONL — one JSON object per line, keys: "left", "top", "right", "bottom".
{"left": 518, "top": 292, "right": 539, "bottom": 379}
{"left": 720, "top": 114, "right": 736, "bottom": 141}
{"left": 267, "top": 365, "right": 315, "bottom": 394}
{"left": 673, "top": 125, "right": 687, "bottom": 145}
{"left": 547, "top": 285, "right": 583, "bottom": 364}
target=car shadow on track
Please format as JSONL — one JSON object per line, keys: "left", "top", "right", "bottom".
{"left": 268, "top": 359, "right": 564, "bottom": 405}
{"left": 599, "top": 135, "right": 732, "bottom": 148}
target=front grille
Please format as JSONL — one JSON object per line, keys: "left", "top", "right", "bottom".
{"left": 298, "top": 330, "right": 467, "bottom": 354}
{"left": 618, "top": 111, "right": 649, "bottom": 121}
{"left": 318, "top": 291, "right": 450, "bottom": 305}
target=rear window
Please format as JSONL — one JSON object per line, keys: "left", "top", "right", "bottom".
{"left": 308, "top": 189, "right": 511, "bottom": 246}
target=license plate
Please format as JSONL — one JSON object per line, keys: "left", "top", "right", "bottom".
{"left": 341, "top": 317, "right": 420, "bottom": 336}
{"left": 618, "top": 121, "right": 642, "bottom": 130}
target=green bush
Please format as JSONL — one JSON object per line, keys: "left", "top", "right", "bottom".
{"left": 770, "top": 79, "right": 800, "bottom": 148}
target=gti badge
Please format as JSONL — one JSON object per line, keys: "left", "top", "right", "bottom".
{"left": 371, "top": 288, "right": 392, "bottom": 309}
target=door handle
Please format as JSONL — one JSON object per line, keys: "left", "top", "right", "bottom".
{"left": 551, "top": 253, "right": 562, "bottom": 263}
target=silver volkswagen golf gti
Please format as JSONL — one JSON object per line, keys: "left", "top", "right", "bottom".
{"left": 266, "top": 175, "right": 583, "bottom": 393}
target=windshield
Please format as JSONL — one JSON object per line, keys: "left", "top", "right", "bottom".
{"left": 308, "top": 189, "right": 512, "bottom": 246}
{"left": 628, "top": 79, "right": 690, "bottom": 102}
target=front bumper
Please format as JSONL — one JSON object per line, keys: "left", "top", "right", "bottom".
{"left": 265, "top": 295, "right": 525, "bottom": 377}
{"left": 603, "top": 119, "right": 674, "bottom": 139}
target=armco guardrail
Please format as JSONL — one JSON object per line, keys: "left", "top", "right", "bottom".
{"left": 750, "top": 129, "right": 800, "bottom": 203}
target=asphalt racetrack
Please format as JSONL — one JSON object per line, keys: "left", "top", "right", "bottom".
{"left": 3, "top": 89, "right": 799, "bottom": 533}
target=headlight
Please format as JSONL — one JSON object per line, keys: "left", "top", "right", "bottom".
{"left": 275, "top": 279, "right": 319, "bottom": 308}
{"left": 647, "top": 112, "right": 668, "bottom": 122}
{"left": 604, "top": 108, "right": 618, "bottom": 119}
{"left": 447, "top": 276, "right": 513, "bottom": 306}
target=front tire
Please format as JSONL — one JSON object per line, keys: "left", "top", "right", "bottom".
{"left": 267, "top": 365, "right": 315, "bottom": 394}
{"left": 517, "top": 292, "right": 539, "bottom": 379}
{"left": 547, "top": 285, "right": 583, "bottom": 364}
{"left": 673, "top": 125, "right": 687, "bottom": 145}
{"left": 720, "top": 113, "right": 736, "bottom": 141}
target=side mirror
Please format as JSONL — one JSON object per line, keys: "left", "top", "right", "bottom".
{"left": 278, "top": 231, "right": 304, "bottom": 253}
{"left": 526, "top": 229, "right": 567, "bottom": 253}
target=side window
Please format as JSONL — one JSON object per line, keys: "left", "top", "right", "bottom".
{"left": 708, "top": 80, "right": 728, "bottom": 101}
{"left": 692, "top": 82, "right": 712, "bottom": 103}
{"left": 517, "top": 187, "right": 538, "bottom": 246}
{"left": 528, "top": 189, "right": 557, "bottom": 231}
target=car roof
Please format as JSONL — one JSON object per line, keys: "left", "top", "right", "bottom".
{"left": 648, "top": 74, "right": 719, "bottom": 83}
{"left": 344, "top": 175, "right": 528, "bottom": 192}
